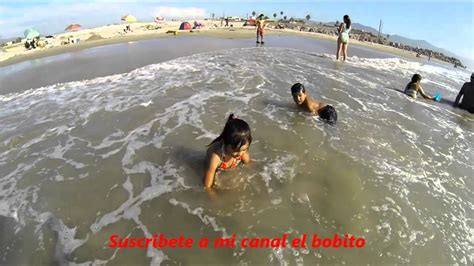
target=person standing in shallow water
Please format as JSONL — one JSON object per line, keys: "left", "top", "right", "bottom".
{"left": 336, "top": 15, "right": 352, "bottom": 62}
{"left": 256, "top": 14, "right": 266, "bottom": 44}
{"left": 454, "top": 73, "right": 474, "bottom": 113}
{"left": 203, "top": 114, "right": 252, "bottom": 189}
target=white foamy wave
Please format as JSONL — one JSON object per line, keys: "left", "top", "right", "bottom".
{"left": 0, "top": 47, "right": 472, "bottom": 264}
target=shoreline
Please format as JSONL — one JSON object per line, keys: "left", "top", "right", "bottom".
{"left": 0, "top": 23, "right": 447, "bottom": 68}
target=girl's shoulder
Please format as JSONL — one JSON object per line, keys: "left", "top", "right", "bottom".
{"left": 206, "top": 141, "right": 222, "bottom": 158}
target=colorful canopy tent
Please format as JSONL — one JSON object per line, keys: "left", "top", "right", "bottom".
{"left": 179, "top": 22, "right": 191, "bottom": 30}
{"left": 65, "top": 24, "right": 82, "bottom": 31}
{"left": 154, "top": 16, "right": 165, "bottom": 23}
{"left": 121, "top": 15, "right": 137, "bottom": 23}
{"left": 243, "top": 19, "right": 256, "bottom": 26}
{"left": 24, "top": 28, "right": 40, "bottom": 39}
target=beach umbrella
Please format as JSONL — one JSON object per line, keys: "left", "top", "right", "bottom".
{"left": 121, "top": 15, "right": 137, "bottom": 23}
{"left": 154, "top": 16, "right": 165, "bottom": 23}
{"left": 244, "top": 19, "right": 256, "bottom": 26}
{"left": 24, "top": 28, "right": 40, "bottom": 39}
{"left": 65, "top": 24, "right": 82, "bottom": 31}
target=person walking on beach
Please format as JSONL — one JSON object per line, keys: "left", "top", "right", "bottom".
{"left": 404, "top": 74, "right": 434, "bottom": 100}
{"left": 453, "top": 73, "right": 474, "bottom": 113}
{"left": 204, "top": 114, "right": 252, "bottom": 189}
{"left": 256, "top": 14, "right": 266, "bottom": 44}
{"left": 291, "top": 83, "right": 338, "bottom": 123}
{"left": 336, "top": 15, "right": 352, "bottom": 61}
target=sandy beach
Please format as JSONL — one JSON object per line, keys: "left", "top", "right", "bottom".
{"left": 1, "top": 15, "right": 472, "bottom": 265}
{"left": 0, "top": 19, "right": 429, "bottom": 68}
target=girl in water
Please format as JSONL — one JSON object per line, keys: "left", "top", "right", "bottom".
{"left": 203, "top": 114, "right": 252, "bottom": 189}
{"left": 404, "top": 74, "right": 434, "bottom": 100}
{"left": 337, "top": 15, "right": 352, "bottom": 62}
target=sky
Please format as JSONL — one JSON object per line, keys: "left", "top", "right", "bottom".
{"left": 1, "top": 0, "right": 473, "bottom": 63}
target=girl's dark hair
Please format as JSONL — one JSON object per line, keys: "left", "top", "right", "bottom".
{"left": 343, "top": 15, "right": 351, "bottom": 29}
{"left": 209, "top": 114, "right": 252, "bottom": 150}
{"left": 291, "top": 83, "right": 305, "bottom": 94}
{"left": 318, "top": 105, "right": 337, "bottom": 124}
{"left": 411, "top": 73, "right": 422, "bottom": 83}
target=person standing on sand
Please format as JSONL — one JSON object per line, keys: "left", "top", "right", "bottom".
{"left": 454, "top": 73, "right": 474, "bottom": 113}
{"left": 256, "top": 14, "right": 266, "bottom": 44}
{"left": 336, "top": 15, "right": 352, "bottom": 61}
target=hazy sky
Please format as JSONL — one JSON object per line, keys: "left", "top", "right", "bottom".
{"left": 1, "top": 0, "right": 473, "bottom": 60}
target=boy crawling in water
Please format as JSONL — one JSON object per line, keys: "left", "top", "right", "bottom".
{"left": 291, "top": 83, "right": 338, "bottom": 123}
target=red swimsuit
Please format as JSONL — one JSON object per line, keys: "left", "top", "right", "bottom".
{"left": 217, "top": 144, "right": 242, "bottom": 171}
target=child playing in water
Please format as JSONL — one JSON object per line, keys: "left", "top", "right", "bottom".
{"left": 404, "top": 74, "right": 434, "bottom": 100}
{"left": 256, "top": 14, "right": 266, "bottom": 44}
{"left": 291, "top": 83, "right": 338, "bottom": 124}
{"left": 204, "top": 114, "right": 252, "bottom": 189}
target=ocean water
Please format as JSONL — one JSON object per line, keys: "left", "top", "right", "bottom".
{"left": 0, "top": 46, "right": 473, "bottom": 265}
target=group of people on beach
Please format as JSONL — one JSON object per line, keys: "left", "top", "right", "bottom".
{"left": 332, "top": 14, "right": 474, "bottom": 110}
{"left": 202, "top": 71, "right": 473, "bottom": 189}
{"left": 203, "top": 83, "right": 337, "bottom": 189}
{"left": 200, "top": 13, "right": 474, "bottom": 190}
{"left": 24, "top": 37, "right": 43, "bottom": 50}
{"left": 403, "top": 72, "right": 474, "bottom": 113}
{"left": 255, "top": 13, "right": 352, "bottom": 60}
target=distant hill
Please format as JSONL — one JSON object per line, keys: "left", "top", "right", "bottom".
{"left": 0, "top": 37, "right": 18, "bottom": 44}
{"left": 351, "top": 23, "right": 379, "bottom": 36}
{"left": 387, "top": 35, "right": 458, "bottom": 58}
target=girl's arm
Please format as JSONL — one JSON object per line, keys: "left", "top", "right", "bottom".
{"left": 204, "top": 153, "right": 220, "bottom": 189}
{"left": 417, "top": 85, "right": 432, "bottom": 100}
{"left": 338, "top": 23, "right": 344, "bottom": 33}
{"left": 241, "top": 150, "right": 251, "bottom": 164}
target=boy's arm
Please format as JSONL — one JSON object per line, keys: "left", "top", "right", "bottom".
{"left": 204, "top": 154, "right": 220, "bottom": 189}
{"left": 306, "top": 98, "right": 321, "bottom": 113}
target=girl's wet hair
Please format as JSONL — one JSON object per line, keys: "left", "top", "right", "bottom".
{"left": 411, "top": 74, "right": 422, "bottom": 83}
{"left": 209, "top": 114, "right": 252, "bottom": 150}
{"left": 291, "top": 83, "right": 306, "bottom": 94}
{"left": 343, "top": 15, "right": 351, "bottom": 29}
{"left": 318, "top": 105, "right": 338, "bottom": 124}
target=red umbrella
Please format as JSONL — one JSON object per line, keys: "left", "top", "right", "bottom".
{"left": 65, "top": 24, "right": 82, "bottom": 31}
{"left": 154, "top": 16, "right": 165, "bottom": 23}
